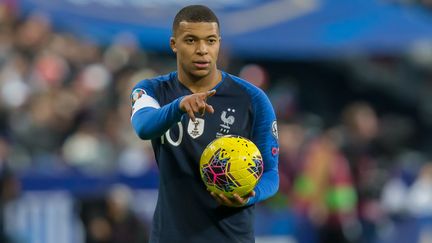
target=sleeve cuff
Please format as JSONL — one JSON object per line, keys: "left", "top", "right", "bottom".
{"left": 173, "top": 96, "right": 185, "bottom": 116}
{"left": 246, "top": 189, "right": 260, "bottom": 206}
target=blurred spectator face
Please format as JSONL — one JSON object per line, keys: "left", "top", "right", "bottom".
{"left": 15, "top": 12, "right": 51, "bottom": 51}
{"left": 343, "top": 102, "right": 379, "bottom": 142}
{"left": 170, "top": 22, "right": 220, "bottom": 79}
{"left": 103, "top": 32, "right": 139, "bottom": 72}
{"left": 32, "top": 51, "right": 69, "bottom": 89}
{"left": 88, "top": 217, "right": 112, "bottom": 242}
{"left": 107, "top": 184, "right": 133, "bottom": 221}
{"left": 79, "top": 41, "right": 102, "bottom": 64}
{"left": 103, "top": 45, "right": 130, "bottom": 72}
{"left": 73, "top": 64, "right": 111, "bottom": 100}
{"left": 0, "top": 1, "right": 16, "bottom": 24}
{"left": 81, "top": 64, "right": 111, "bottom": 92}
{"left": 279, "top": 123, "right": 305, "bottom": 158}
{"left": 355, "top": 109, "right": 378, "bottom": 140}
{"left": 239, "top": 64, "right": 269, "bottom": 89}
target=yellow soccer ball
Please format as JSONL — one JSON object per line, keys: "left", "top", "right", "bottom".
{"left": 200, "top": 135, "right": 264, "bottom": 197}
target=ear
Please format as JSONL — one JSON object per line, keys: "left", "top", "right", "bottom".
{"left": 170, "top": 37, "right": 177, "bottom": 53}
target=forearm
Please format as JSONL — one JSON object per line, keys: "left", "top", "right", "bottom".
{"left": 131, "top": 97, "right": 184, "bottom": 140}
{"left": 247, "top": 169, "right": 279, "bottom": 205}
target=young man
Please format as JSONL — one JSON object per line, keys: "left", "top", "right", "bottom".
{"left": 131, "top": 5, "right": 279, "bottom": 243}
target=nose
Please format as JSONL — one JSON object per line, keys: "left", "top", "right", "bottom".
{"left": 196, "top": 40, "right": 208, "bottom": 55}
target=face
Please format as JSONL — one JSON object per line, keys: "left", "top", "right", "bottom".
{"left": 170, "top": 21, "right": 221, "bottom": 80}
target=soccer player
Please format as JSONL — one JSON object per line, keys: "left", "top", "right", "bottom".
{"left": 130, "top": 5, "right": 279, "bottom": 243}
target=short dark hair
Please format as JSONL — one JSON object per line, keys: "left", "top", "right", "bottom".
{"left": 172, "top": 5, "right": 220, "bottom": 35}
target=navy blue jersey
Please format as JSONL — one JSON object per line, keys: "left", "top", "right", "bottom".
{"left": 131, "top": 71, "right": 279, "bottom": 243}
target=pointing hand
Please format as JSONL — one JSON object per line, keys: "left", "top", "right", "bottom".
{"left": 180, "top": 90, "right": 216, "bottom": 121}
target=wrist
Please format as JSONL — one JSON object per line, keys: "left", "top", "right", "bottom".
{"left": 176, "top": 96, "right": 186, "bottom": 113}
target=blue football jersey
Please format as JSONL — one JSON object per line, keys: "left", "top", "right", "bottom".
{"left": 131, "top": 71, "right": 279, "bottom": 243}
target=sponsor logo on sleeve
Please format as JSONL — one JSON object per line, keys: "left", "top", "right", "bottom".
{"left": 271, "top": 120, "right": 278, "bottom": 139}
{"left": 272, "top": 147, "right": 279, "bottom": 157}
{"left": 130, "top": 88, "right": 160, "bottom": 118}
{"left": 131, "top": 88, "right": 146, "bottom": 106}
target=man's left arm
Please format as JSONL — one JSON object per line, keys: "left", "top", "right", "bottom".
{"left": 209, "top": 87, "right": 279, "bottom": 207}
{"left": 246, "top": 89, "right": 279, "bottom": 205}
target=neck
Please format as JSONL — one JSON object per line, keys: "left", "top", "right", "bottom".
{"left": 178, "top": 70, "right": 221, "bottom": 93}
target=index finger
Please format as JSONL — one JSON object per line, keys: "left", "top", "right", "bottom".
{"left": 206, "top": 89, "right": 216, "bottom": 97}
{"left": 184, "top": 103, "right": 196, "bottom": 122}
{"left": 217, "top": 193, "right": 232, "bottom": 205}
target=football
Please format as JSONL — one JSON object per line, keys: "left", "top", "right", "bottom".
{"left": 199, "top": 135, "right": 264, "bottom": 197}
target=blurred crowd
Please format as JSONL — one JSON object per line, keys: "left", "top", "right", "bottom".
{"left": 0, "top": 5, "right": 160, "bottom": 176}
{"left": 2, "top": 2, "right": 432, "bottom": 243}
{"left": 0, "top": 4, "right": 159, "bottom": 243}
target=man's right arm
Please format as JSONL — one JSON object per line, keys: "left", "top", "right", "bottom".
{"left": 130, "top": 87, "right": 215, "bottom": 140}
{"left": 131, "top": 96, "right": 184, "bottom": 140}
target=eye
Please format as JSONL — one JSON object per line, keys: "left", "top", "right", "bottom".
{"left": 185, "top": 38, "right": 195, "bottom": 44}
{"left": 208, "top": 38, "right": 217, "bottom": 45}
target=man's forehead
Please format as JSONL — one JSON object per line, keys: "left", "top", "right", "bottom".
{"left": 177, "top": 21, "right": 219, "bottom": 35}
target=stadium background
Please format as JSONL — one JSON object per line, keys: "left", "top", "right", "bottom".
{"left": 2, "top": 0, "right": 432, "bottom": 242}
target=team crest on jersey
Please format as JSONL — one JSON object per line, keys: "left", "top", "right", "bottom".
{"left": 188, "top": 118, "right": 205, "bottom": 139}
{"left": 216, "top": 108, "right": 236, "bottom": 137}
{"left": 131, "top": 88, "right": 146, "bottom": 105}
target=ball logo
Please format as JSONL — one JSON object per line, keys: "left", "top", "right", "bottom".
{"left": 188, "top": 118, "right": 205, "bottom": 139}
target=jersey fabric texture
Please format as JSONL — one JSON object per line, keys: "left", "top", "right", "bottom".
{"left": 131, "top": 71, "right": 279, "bottom": 243}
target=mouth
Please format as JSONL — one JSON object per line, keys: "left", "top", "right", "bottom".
{"left": 193, "top": 61, "right": 210, "bottom": 69}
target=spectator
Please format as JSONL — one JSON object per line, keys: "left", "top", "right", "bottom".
{"left": 82, "top": 184, "right": 149, "bottom": 243}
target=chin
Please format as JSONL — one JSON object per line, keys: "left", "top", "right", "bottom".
{"left": 190, "top": 69, "right": 210, "bottom": 78}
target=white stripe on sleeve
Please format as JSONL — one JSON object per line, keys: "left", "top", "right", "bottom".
{"left": 131, "top": 94, "right": 161, "bottom": 118}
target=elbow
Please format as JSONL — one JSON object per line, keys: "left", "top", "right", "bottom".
{"left": 133, "top": 126, "right": 148, "bottom": 140}
{"left": 133, "top": 124, "right": 151, "bottom": 140}
{"left": 131, "top": 115, "right": 152, "bottom": 140}
{"left": 137, "top": 129, "right": 152, "bottom": 140}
